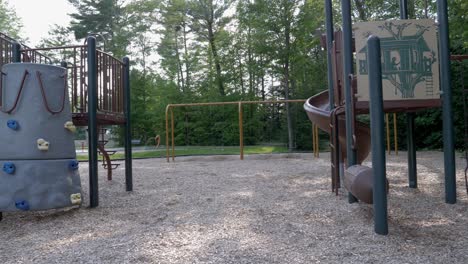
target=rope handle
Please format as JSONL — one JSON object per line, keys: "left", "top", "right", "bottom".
{"left": 36, "top": 70, "right": 67, "bottom": 114}
{"left": 0, "top": 69, "right": 67, "bottom": 115}
{"left": 0, "top": 70, "right": 29, "bottom": 114}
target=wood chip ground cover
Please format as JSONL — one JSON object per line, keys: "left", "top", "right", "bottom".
{"left": 0, "top": 151, "right": 467, "bottom": 263}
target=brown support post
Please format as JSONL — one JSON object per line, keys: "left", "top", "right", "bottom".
{"left": 393, "top": 113, "right": 398, "bottom": 155}
{"left": 239, "top": 102, "right": 244, "bottom": 160}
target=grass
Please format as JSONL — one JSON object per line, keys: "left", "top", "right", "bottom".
{"left": 76, "top": 145, "right": 302, "bottom": 161}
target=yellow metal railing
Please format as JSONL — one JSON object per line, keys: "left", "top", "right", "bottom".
{"left": 165, "top": 99, "right": 308, "bottom": 162}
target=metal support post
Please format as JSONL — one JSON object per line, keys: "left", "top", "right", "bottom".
{"left": 407, "top": 113, "right": 417, "bottom": 188}
{"left": 12, "top": 42, "right": 21, "bottom": 62}
{"left": 325, "top": 0, "right": 334, "bottom": 108}
{"left": 341, "top": 0, "right": 358, "bottom": 203}
{"left": 400, "top": 0, "right": 418, "bottom": 189}
{"left": 87, "top": 37, "right": 99, "bottom": 208}
{"left": 239, "top": 102, "right": 244, "bottom": 160}
{"left": 368, "top": 36, "right": 388, "bottom": 235}
{"left": 123, "top": 57, "right": 133, "bottom": 192}
{"left": 437, "top": 0, "right": 456, "bottom": 203}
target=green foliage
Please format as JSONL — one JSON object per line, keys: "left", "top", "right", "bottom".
{"left": 9, "top": 0, "right": 466, "bottom": 152}
{"left": 0, "top": 0, "right": 24, "bottom": 39}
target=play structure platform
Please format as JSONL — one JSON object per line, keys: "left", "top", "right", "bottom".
{"left": 0, "top": 32, "right": 133, "bottom": 214}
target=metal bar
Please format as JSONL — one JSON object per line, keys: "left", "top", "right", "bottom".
{"left": 87, "top": 37, "right": 99, "bottom": 208}
{"left": 368, "top": 35, "right": 388, "bottom": 236}
{"left": 400, "top": 0, "right": 408, "bottom": 19}
{"left": 165, "top": 99, "right": 307, "bottom": 162}
{"left": 438, "top": 0, "right": 456, "bottom": 204}
{"left": 165, "top": 105, "right": 171, "bottom": 162}
{"left": 167, "top": 99, "right": 306, "bottom": 108}
{"left": 171, "top": 108, "right": 175, "bottom": 161}
{"left": 239, "top": 102, "right": 244, "bottom": 160}
{"left": 315, "top": 125, "right": 320, "bottom": 158}
{"left": 400, "top": 0, "right": 418, "bottom": 189}
{"left": 386, "top": 113, "right": 390, "bottom": 154}
{"left": 325, "top": 0, "right": 334, "bottom": 108}
{"left": 123, "top": 56, "right": 133, "bottom": 192}
{"left": 12, "top": 42, "right": 21, "bottom": 62}
{"left": 312, "top": 125, "right": 315, "bottom": 157}
{"left": 21, "top": 45, "right": 87, "bottom": 51}
{"left": 407, "top": 113, "right": 417, "bottom": 188}
{"left": 341, "top": 0, "right": 358, "bottom": 203}
{"left": 394, "top": 113, "right": 398, "bottom": 155}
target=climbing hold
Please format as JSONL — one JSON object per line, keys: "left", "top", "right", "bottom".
{"left": 64, "top": 121, "right": 76, "bottom": 133}
{"left": 7, "top": 120, "right": 19, "bottom": 130}
{"left": 68, "top": 160, "right": 79, "bottom": 170}
{"left": 3, "top": 162, "right": 15, "bottom": 174}
{"left": 70, "top": 193, "right": 82, "bottom": 205}
{"left": 15, "top": 200, "right": 30, "bottom": 211}
{"left": 37, "top": 138, "right": 50, "bottom": 151}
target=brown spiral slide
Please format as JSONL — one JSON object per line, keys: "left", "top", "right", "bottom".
{"left": 304, "top": 90, "right": 379, "bottom": 203}
{"left": 303, "top": 90, "right": 371, "bottom": 163}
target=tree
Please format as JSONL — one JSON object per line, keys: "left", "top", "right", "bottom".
{"left": 187, "top": 0, "right": 233, "bottom": 97}
{"left": 0, "top": 0, "right": 24, "bottom": 39}
{"left": 68, "top": 0, "right": 131, "bottom": 57}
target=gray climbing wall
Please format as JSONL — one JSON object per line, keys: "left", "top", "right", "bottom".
{"left": 0, "top": 63, "right": 82, "bottom": 212}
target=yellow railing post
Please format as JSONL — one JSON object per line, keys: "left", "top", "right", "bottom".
{"left": 165, "top": 105, "right": 171, "bottom": 162}
{"left": 171, "top": 108, "right": 175, "bottom": 161}
{"left": 239, "top": 102, "right": 244, "bottom": 160}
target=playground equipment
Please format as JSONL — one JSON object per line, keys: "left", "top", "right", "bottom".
{"left": 0, "top": 34, "right": 133, "bottom": 215}
{"left": 165, "top": 100, "right": 307, "bottom": 161}
{"left": 304, "top": 0, "right": 457, "bottom": 235}
{"left": 0, "top": 63, "right": 82, "bottom": 213}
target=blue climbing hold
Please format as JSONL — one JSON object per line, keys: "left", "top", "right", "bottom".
{"left": 7, "top": 119, "right": 19, "bottom": 130}
{"left": 15, "top": 200, "right": 30, "bottom": 211}
{"left": 68, "top": 160, "right": 79, "bottom": 170}
{"left": 3, "top": 162, "right": 15, "bottom": 174}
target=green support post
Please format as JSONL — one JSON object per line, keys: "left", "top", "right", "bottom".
{"left": 400, "top": 0, "right": 418, "bottom": 189}
{"left": 407, "top": 113, "right": 417, "bottom": 188}
{"left": 12, "top": 42, "right": 21, "bottom": 62}
{"left": 325, "top": 0, "right": 334, "bottom": 109}
{"left": 123, "top": 57, "right": 133, "bottom": 192}
{"left": 341, "top": 0, "right": 358, "bottom": 203}
{"left": 87, "top": 37, "right": 99, "bottom": 208}
{"left": 437, "top": 0, "right": 456, "bottom": 204}
{"left": 325, "top": 0, "right": 340, "bottom": 190}
{"left": 368, "top": 36, "right": 388, "bottom": 235}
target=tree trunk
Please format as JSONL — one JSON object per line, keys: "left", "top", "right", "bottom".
{"left": 174, "top": 30, "right": 185, "bottom": 92}
{"left": 207, "top": 21, "right": 225, "bottom": 96}
{"left": 182, "top": 22, "right": 191, "bottom": 91}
